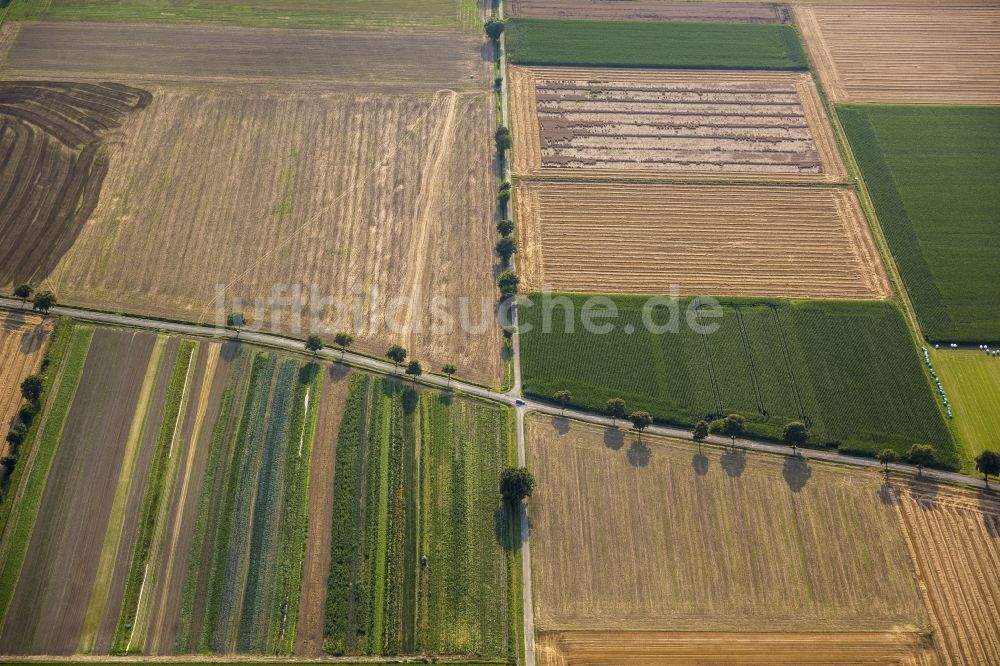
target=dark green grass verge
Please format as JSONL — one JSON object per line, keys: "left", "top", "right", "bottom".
{"left": 520, "top": 294, "right": 957, "bottom": 467}
{"left": 324, "top": 376, "right": 513, "bottom": 658}
{"left": 839, "top": 105, "right": 1000, "bottom": 343}
{"left": 506, "top": 18, "right": 808, "bottom": 70}
{"left": 0, "top": 322, "right": 90, "bottom": 623}
{"left": 112, "top": 340, "right": 195, "bottom": 654}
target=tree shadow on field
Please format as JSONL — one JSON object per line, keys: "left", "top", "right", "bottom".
{"left": 19, "top": 323, "right": 47, "bottom": 355}
{"left": 978, "top": 490, "right": 1000, "bottom": 538}
{"left": 327, "top": 362, "right": 350, "bottom": 383}
{"left": 437, "top": 391, "right": 453, "bottom": 407}
{"left": 298, "top": 362, "right": 320, "bottom": 385}
{"left": 627, "top": 439, "right": 650, "bottom": 468}
{"left": 692, "top": 452, "right": 709, "bottom": 477}
{"left": 782, "top": 455, "right": 812, "bottom": 493}
{"left": 401, "top": 387, "right": 419, "bottom": 414}
{"left": 604, "top": 427, "right": 624, "bottom": 451}
{"left": 551, "top": 415, "right": 570, "bottom": 435}
{"left": 494, "top": 501, "right": 524, "bottom": 553}
{"left": 720, "top": 448, "right": 746, "bottom": 478}
{"left": 907, "top": 476, "right": 939, "bottom": 511}
{"left": 877, "top": 479, "right": 898, "bottom": 506}
{"left": 220, "top": 340, "right": 241, "bottom": 362}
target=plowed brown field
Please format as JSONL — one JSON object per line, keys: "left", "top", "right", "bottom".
{"left": 3, "top": 22, "right": 488, "bottom": 92}
{"left": 536, "top": 630, "right": 935, "bottom": 665}
{"left": 795, "top": 5, "right": 1000, "bottom": 104}
{"left": 40, "top": 88, "right": 500, "bottom": 384}
{"left": 508, "top": 0, "right": 790, "bottom": 23}
{"left": 516, "top": 181, "right": 889, "bottom": 299}
{"left": 0, "top": 312, "right": 51, "bottom": 431}
{"left": 0, "top": 81, "right": 150, "bottom": 285}
{"left": 510, "top": 67, "right": 846, "bottom": 182}
{"left": 526, "top": 415, "right": 928, "bottom": 632}
{"left": 893, "top": 481, "right": 1000, "bottom": 666}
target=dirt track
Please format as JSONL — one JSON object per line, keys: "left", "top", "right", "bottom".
{"left": 3, "top": 22, "right": 488, "bottom": 91}
{"left": 795, "top": 5, "right": 1000, "bottom": 104}
{"left": 516, "top": 181, "right": 889, "bottom": 299}
{"left": 510, "top": 66, "right": 846, "bottom": 182}
{"left": 508, "top": 0, "right": 790, "bottom": 23}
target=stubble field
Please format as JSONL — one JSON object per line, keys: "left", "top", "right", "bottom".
{"left": 0, "top": 312, "right": 50, "bottom": 431}
{"left": 509, "top": 67, "right": 846, "bottom": 182}
{"left": 0, "top": 22, "right": 502, "bottom": 385}
{"left": 515, "top": 181, "right": 888, "bottom": 300}
{"left": 796, "top": 5, "right": 1000, "bottom": 104}
{"left": 526, "top": 415, "right": 932, "bottom": 663}
{"left": 892, "top": 481, "right": 1000, "bottom": 666}
{"left": 507, "top": 0, "right": 790, "bottom": 24}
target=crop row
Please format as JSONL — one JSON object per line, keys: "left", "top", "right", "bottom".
{"left": 323, "top": 376, "right": 513, "bottom": 658}
{"left": 520, "top": 295, "right": 957, "bottom": 465}
{"left": 112, "top": 340, "right": 195, "bottom": 653}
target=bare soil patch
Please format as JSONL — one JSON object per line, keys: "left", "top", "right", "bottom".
{"left": 795, "top": 5, "right": 1000, "bottom": 104}
{"left": 3, "top": 22, "right": 489, "bottom": 92}
{"left": 510, "top": 66, "right": 846, "bottom": 182}
{"left": 0, "top": 312, "right": 51, "bottom": 431}
{"left": 509, "top": 0, "right": 790, "bottom": 23}
{"left": 0, "top": 328, "right": 156, "bottom": 655}
{"left": 516, "top": 181, "right": 889, "bottom": 299}
{"left": 0, "top": 81, "right": 149, "bottom": 286}
{"left": 526, "top": 415, "right": 927, "bottom": 632}
{"left": 295, "top": 365, "right": 351, "bottom": 657}
{"left": 893, "top": 481, "right": 1000, "bottom": 665}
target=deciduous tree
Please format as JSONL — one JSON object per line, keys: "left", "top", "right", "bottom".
{"left": 721, "top": 413, "right": 745, "bottom": 447}
{"left": 13, "top": 284, "right": 32, "bottom": 307}
{"left": 500, "top": 466, "right": 534, "bottom": 504}
{"left": 876, "top": 448, "right": 898, "bottom": 474}
{"left": 553, "top": 389, "right": 572, "bottom": 415}
{"left": 906, "top": 443, "right": 936, "bottom": 476}
{"left": 629, "top": 411, "right": 652, "bottom": 436}
{"left": 693, "top": 419, "right": 709, "bottom": 443}
{"left": 333, "top": 332, "right": 353, "bottom": 360}
{"left": 386, "top": 345, "right": 407, "bottom": 372}
{"left": 305, "top": 335, "right": 323, "bottom": 354}
{"left": 782, "top": 421, "right": 808, "bottom": 456}
{"left": 31, "top": 291, "right": 56, "bottom": 314}
{"left": 605, "top": 398, "right": 627, "bottom": 426}
{"left": 405, "top": 360, "right": 423, "bottom": 380}
{"left": 975, "top": 450, "right": 1000, "bottom": 487}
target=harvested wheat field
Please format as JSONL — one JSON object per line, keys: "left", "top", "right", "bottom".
{"left": 516, "top": 181, "right": 889, "bottom": 299}
{"left": 526, "top": 415, "right": 927, "bottom": 630}
{"left": 795, "top": 5, "right": 1000, "bottom": 104}
{"left": 508, "top": 0, "right": 790, "bottom": 23}
{"left": 3, "top": 22, "right": 488, "bottom": 92}
{"left": 892, "top": 481, "right": 1000, "bottom": 666}
{"left": 0, "top": 312, "right": 51, "bottom": 430}
{"left": 41, "top": 89, "right": 501, "bottom": 383}
{"left": 536, "top": 630, "right": 934, "bottom": 665}
{"left": 509, "top": 66, "right": 846, "bottom": 182}
{"left": 0, "top": 81, "right": 150, "bottom": 285}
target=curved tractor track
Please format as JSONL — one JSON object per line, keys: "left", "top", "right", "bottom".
{"left": 0, "top": 81, "right": 150, "bottom": 286}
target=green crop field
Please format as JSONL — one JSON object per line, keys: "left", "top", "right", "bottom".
{"left": 3, "top": 0, "right": 480, "bottom": 31}
{"left": 520, "top": 295, "right": 957, "bottom": 467}
{"left": 505, "top": 18, "right": 808, "bottom": 70}
{"left": 177, "top": 350, "right": 319, "bottom": 655}
{"left": 324, "top": 375, "right": 515, "bottom": 659}
{"left": 840, "top": 105, "right": 1000, "bottom": 343}
{"left": 930, "top": 349, "right": 1000, "bottom": 471}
